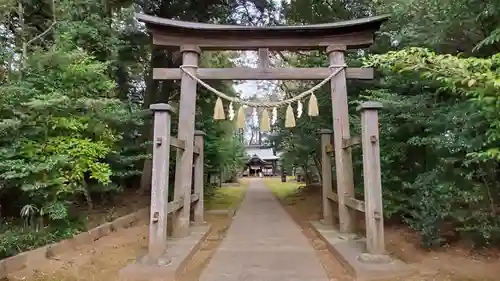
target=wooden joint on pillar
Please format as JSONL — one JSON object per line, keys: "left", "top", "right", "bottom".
{"left": 326, "top": 44, "right": 347, "bottom": 54}
{"left": 356, "top": 101, "right": 383, "bottom": 112}
{"left": 194, "top": 130, "right": 206, "bottom": 136}
{"left": 150, "top": 103, "right": 175, "bottom": 113}
{"left": 344, "top": 196, "right": 366, "bottom": 213}
{"left": 342, "top": 136, "right": 361, "bottom": 149}
{"left": 180, "top": 45, "right": 201, "bottom": 54}
{"left": 258, "top": 48, "right": 270, "bottom": 68}
{"left": 321, "top": 129, "right": 334, "bottom": 154}
{"left": 325, "top": 144, "right": 334, "bottom": 154}
{"left": 320, "top": 129, "right": 334, "bottom": 225}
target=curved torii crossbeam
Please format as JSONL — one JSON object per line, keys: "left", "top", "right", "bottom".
{"left": 137, "top": 12, "right": 390, "bottom": 264}
{"left": 136, "top": 14, "right": 389, "bottom": 81}
{"left": 136, "top": 13, "right": 388, "bottom": 50}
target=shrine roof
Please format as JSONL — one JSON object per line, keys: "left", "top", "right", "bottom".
{"left": 245, "top": 147, "right": 279, "bottom": 161}
{"left": 136, "top": 14, "right": 388, "bottom": 36}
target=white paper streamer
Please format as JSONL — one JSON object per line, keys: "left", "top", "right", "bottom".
{"left": 229, "top": 102, "right": 235, "bottom": 120}
{"left": 297, "top": 100, "right": 303, "bottom": 118}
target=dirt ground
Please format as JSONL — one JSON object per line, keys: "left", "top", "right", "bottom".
{"left": 8, "top": 222, "right": 149, "bottom": 281}
{"left": 275, "top": 182, "right": 500, "bottom": 281}
{"left": 8, "top": 180, "right": 500, "bottom": 281}
{"left": 7, "top": 212, "right": 232, "bottom": 281}
{"left": 83, "top": 189, "right": 151, "bottom": 229}
{"left": 5, "top": 182, "right": 242, "bottom": 281}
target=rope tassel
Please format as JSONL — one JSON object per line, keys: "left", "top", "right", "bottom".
{"left": 260, "top": 108, "right": 271, "bottom": 132}
{"left": 308, "top": 93, "right": 319, "bottom": 116}
{"left": 285, "top": 104, "right": 296, "bottom": 128}
{"left": 213, "top": 97, "right": 225, "bottom": 120}
{"left": 237, "top": 106, "right": 245, "bottom": 129}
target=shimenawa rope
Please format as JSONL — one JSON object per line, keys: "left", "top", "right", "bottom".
{"left": 178, "top": 64, "right": 347, "bottom": 130}
{"left": 179, "top": 64, "right": 346, "bottom": 108}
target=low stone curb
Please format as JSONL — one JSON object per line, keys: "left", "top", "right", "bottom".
{"left": 0, "top": 207, "right": 149, "bottom": 278}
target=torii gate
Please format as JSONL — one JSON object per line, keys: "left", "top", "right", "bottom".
{"left": 136, "top": 13, "right": 389, "bottom": 262}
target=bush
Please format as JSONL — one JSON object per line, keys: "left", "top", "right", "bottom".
{"left": 0, "top": 47, "right": 144, "bottom": 225}
{"left": 0, "top": 221, "right": 82, "bottom": 259}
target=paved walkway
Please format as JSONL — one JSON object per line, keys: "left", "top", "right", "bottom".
{"left": 199, "top": 178, "right": 329, "bottom": 281}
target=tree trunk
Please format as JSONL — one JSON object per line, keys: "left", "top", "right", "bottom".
{"left": 82, "top": 182, "right": 93, "bottom": 212}
{"left": 314, "top": 155, "right": 322, "bottom": 183}
{"left": 138, "top": 45, "right": 177, "bottom": 195}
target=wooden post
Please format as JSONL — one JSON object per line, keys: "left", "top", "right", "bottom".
{"left": 320, "top": 129, "right": 334, "bottom": 225}
{"left": 148, "top": 103, "right": 174, "bottom": 261}
{"left": 193, "top": 130, "right": 205, "bottom": 225}
{"left": 172, "top": 45, "right": 200, "bottom": 237}
{"left": 258, "top": 48, "right": 270, "bottom": 68}
{"left": 327, "top": 45, "right": 356, "bottom": 233}
{"left": 358, "top": 101, "right": 385, "bottom": 255}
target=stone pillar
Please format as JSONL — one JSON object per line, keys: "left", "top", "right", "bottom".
{"left": 172, "top": 45, "right": 200, "bottom": 237}
{"left": 193, "top": 130, "right": 205, "bottom": 225}
{"left": 327, "top": 45, "right": 356, "bottom": 233}
{"left": 358, "top": 101, "right": 385, "bottom": 255}
{"left": 320, "top": 129, "right": 334, "bottom": 225}
{"left": 148, "top": 103, "right": 174, "bottom": 261}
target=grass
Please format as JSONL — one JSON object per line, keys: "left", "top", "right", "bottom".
{"left": 205, "top": 182, "right": 248, "bottom": 210}
{"left": 264, "top": 177, "right": 302, "bottom": 202}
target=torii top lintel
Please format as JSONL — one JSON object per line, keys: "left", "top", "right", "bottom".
{"left": 136, "top": 14, "right": 389, "bottom": 51}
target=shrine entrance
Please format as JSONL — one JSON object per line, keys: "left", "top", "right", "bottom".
{"left": 135, "top": 13, "right": 395, "bottom": 272}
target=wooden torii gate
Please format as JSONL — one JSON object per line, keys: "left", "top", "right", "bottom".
{"left": 137, "top": 13, "right": 389, "bottom": 261}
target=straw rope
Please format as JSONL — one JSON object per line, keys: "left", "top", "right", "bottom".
{"left": 179, "top": 64, "right": 347, "bottom": 108}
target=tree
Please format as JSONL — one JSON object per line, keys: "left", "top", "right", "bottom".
{"left": 273, "top": 0, "right": 500, "bottom": 248}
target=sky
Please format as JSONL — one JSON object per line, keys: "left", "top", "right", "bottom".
{"left": 231, "top": 0, "right": 286, "bottom": 127}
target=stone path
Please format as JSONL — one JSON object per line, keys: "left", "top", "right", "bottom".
{"left": 199, "top": 178, "right": 329, "bottom": 281}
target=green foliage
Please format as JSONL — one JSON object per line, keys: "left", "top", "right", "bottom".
{"left": 205, "top": 183, "right": 247, "bottom": 210}
{"left": 196, "top": 52, "right": 247, "bottom": 186}
{"left": 0, "top": 220, "right": 82, "bottom": 259}
{"left": 475, "top": 27, "right": 500, "bottom": 52}
{"left": 279, "top": 0, "right": 500, "bottom": 249}
{"left": 367, "top": 48, "right": 500, "bottom": 161}
{"left": 360, "top": 47, "right": 500, "bottom": 247}
{"left": 0, "top": 47, "right": 126, "bottom": 219}
{"left": 0, "top": 0, "right": 273, "bottom": 259}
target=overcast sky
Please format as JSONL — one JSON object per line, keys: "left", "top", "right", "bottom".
{"left": 232, "top": 0, "right": 286, "bottom": 127}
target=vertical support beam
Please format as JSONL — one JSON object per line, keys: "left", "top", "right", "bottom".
{"left": 327, "top": 45, "right": 356, "bottom": 233}
{"left": 148, "top": 103, "right": 174, "bottom": 261}
{"left": 193, "top": 130, "right": 205, "bottom": 225}
{"left": 358, "top": 101, "right": 385, "bottom": 255}
{"left": 258, "top": 48, "right": 270, "bottom": 68}
{"left": 320, "top": 129, "right": 334, "bottom": 225}
{"left": 172, "top": 45, "right": 200, "bottom": 237}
